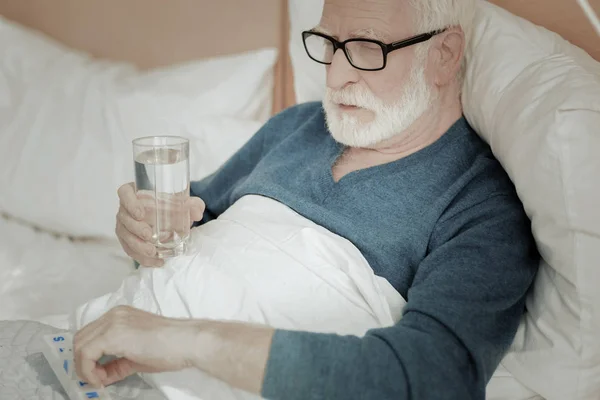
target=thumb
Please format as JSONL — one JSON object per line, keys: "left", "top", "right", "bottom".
{"left": 98, "top": 358, "right": 136, "bottom": 386}
{"left": 99, "top": 358, "right": 164, "bottom": 386}
{"left": 189, "top": 196, "right": 206, "bottom": 222}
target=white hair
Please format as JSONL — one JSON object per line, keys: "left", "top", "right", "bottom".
{"left": 409, "top": 0, "right": 477, "bottom": 84}
{"left": 409, "top": 0, "right": 476, "bottom": 45}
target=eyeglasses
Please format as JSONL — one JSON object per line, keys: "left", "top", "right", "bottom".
{"left": 302, "top": 29, "right": 445, "bottom": 71}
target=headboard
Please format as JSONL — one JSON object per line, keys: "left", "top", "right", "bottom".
{"left": 1, "top": 0, "right": 597, "bottom": 116}
{"left": 0, "top": 0, "right": 295, "bottom": 115}
{"left": 490, "top": 0, "right": 600, "bottom": 61}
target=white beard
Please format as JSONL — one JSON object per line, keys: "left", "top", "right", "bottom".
{"left": 323, "top": 60, "right": 435, "bottom": 148}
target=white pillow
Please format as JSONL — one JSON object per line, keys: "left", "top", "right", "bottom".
{"left": 462, "top": 3, "right": 600, "bottom": 399}
{"left": 0, "top": 16, "right": 274, "bottom": 238}
{"left": 288, "top": 0, "right": 326, "bottom": 103}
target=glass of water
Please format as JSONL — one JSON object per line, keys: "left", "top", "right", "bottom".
{"left": 133, "top": 136, "right": 190, "bottom": 259}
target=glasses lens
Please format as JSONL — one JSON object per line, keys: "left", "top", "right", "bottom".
{"left": 304, "top": 33, "right": 334, "bottom": 64}
{"left": 345, "top": 40, "right": 385, "bottom": 70}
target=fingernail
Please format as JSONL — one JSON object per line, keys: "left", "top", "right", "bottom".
{"left": 152, "top": 259, "right": 164, "bottom": 268}
{"left": 147, "top": 246, "right": 156, "bottom": 257}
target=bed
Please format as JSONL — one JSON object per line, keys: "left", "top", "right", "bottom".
{"left": 0, "top": 0, "right": 599, "bottom": 399}
{"left": 0, "top": 0, "right": 296, "bottom": 324}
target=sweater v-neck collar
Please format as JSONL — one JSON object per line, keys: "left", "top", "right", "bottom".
{"left": 322, "top": 116, "right": 469, "bottom": 185}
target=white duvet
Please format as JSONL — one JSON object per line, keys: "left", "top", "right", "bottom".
{"left": 70, "top": 195, "right": 539, "bottom": 400}
{"left": 0, "top": 213, "right": 134, "bottom": 325}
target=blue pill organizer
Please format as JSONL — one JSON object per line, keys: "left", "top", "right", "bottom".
{"left": 41, "top": 332, "right": 112, "bottom": 400}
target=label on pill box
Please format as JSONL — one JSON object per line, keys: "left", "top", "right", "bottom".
{"left": 41, "top": 333, "right": 113, "bottom": 400}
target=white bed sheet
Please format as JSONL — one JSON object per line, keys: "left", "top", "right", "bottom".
{"left": 0, "top": 213, "right": 134, "bottom": 326}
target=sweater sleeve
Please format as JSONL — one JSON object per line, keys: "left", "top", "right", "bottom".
{"left": 190, "top": 102, "right": 322, "bottom": 223}
{"left": 261, "top": 194, "right": 539, "bottom": 400}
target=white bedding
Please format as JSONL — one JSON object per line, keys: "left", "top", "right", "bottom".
{"left": 71, "top": 195, "right": 540, "bottom": 400}
{"left": 0, "top": 213, "right": 134, "bottom": 326}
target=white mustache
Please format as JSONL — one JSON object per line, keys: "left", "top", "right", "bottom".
{"left": 326, "top": 88, "right": 380, "bottom": 111}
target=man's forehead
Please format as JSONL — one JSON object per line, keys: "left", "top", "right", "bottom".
{"left": 323, "top": 0, "right": 408, "bottom": 12}
{"left": 319, "top": 0, "right": 413, "bottom": 40}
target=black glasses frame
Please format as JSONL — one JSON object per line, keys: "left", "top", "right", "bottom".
{"left": 302, "top": 29, "right": 445, "bottom": 71}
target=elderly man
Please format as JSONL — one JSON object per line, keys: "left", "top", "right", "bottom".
{"left": 74, "top": 0, "right": 538, "bottom": 399}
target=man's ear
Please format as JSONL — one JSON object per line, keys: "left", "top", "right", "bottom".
{"left": 433, "top": 27, "right": 465, "bottom": 86}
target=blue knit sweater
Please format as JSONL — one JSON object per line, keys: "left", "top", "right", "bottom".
{"left": 191, "top": 102, "right": 538, "bottom": 400}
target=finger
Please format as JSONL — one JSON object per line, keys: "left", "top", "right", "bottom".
{"left": 116, "top": 221, "right": 157, "bottom": 260}
{"left": 118, "top": 208, "right": 153, "bottom": 242}
{"left": 81, "top": 359, "right": 105, "bottom": 388}
{"left": 74, "top": 330, "right": 107, "bottom": 387}
{"left": 98, "top": 358, "right": 137, "bottom": 387}
{"left": 142, "top": 192, "right": 194, "bottom": 233}
{"left": 102, "top": 358, "right": 167, "bottom": 387}
{"left": 189, "top": 197, "right": 205, "bottom": 222}
{"left": 138, "top": 192, "right": 159, "bottom": 228}
{"left": 118, "top": 183, "right": 144, "bottom": 221}
{"left": 120, "top": 237, "right": 163, "bottom": 268}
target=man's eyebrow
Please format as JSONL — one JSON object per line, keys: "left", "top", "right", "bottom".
{"left": 311, "top": 26, "right": 334, "bottom": 37}
{"left": 310, "top": 26, "right": 389, "bottom": 42}
{"left": 349, "top": 28, "right": 388, "bottom": 42}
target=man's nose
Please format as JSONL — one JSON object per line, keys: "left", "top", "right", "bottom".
{"left": 326, "top": 49, "right": 360, "bottom": 91}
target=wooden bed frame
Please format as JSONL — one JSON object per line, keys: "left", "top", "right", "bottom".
{"left": 0, "top": 0, "right": 597, "bottom": 117}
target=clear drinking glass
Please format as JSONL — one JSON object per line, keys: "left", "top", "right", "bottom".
{"left": 133, "top": 136, "right": 190, "bottom": 259}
